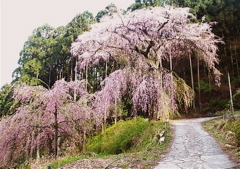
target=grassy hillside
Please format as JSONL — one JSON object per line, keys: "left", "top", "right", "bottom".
{"left": 27, "top": 117, "right": 172, "bottom": 169}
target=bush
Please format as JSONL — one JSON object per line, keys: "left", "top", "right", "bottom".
{"left": 87, "top": 117, "right": 149, "bottom": 155}
{"left": 203, "top": 98, "right": 229, "bottom": 112}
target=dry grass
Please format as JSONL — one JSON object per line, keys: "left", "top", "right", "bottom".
{"left": 204, "top": 117, "right": 240, "bottom": 166}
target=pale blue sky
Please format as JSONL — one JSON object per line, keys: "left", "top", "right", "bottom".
{"left": 0, "top": 0, "right": 134, "bottom": 87}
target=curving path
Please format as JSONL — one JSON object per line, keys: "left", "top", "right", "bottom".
{"left": 154, "top": 117, "right": 239, "bottom": 169}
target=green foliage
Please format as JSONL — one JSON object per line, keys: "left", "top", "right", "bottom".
{"left": 14, "top": 11, "right": 96, "bottom": 88}
{"left": 87, "top": 117, "right": 149, "bottom": 155}
{"left": 109, "top": 101, "right": 129, "bottom": 119}
{"left": 233, "top": 89, "right": 240, "bottom": 109}
{"left": 203, "top": 98, "right": 229, "bottom": 112}
{"left": 15, "top": 24, "right": 57, "bottom": 86}
{"left": 96, "top": 4, "right": 117, "bottom": 22}
{"left": 0, "top": 84, "right": 18, "bottom": 117}
{"left": 195, "top": 80, "right": 214, "bottom": 93}
{"left": 127, "top": 0, "right": 162, "bottom": 12}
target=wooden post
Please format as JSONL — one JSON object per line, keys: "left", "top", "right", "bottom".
{"left": 189, "top": 54, "right": 196, "bottom": 112}
{"left": 197, "top": 57, "right": 202, "bottom": 111}
{"left": 228, "top": 72, "right": 234, "bottom": 116}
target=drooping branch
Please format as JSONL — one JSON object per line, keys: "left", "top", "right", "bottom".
{"left": 0, "top": 80, "right": 95, "bottom": 168}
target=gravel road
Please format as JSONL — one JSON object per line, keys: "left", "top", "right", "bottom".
{"left": 154, "top": 117, "right": 239, "bottom": 169}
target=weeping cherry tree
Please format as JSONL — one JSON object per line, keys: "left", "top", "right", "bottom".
{"left": 71, "top": 6, "right": 222, "bottom": 121}
{"left": 0, "top": 80, "right": 95, "bottom": 168}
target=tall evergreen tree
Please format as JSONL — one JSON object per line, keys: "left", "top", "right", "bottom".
{"left": 13, "top": 12, "right": 96, "bottom": 87}
{"left": 96, "top": 4, "right": 118, "bottom": 22}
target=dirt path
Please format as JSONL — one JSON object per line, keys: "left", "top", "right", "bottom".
{"left": 154, "top": 117, "right": 239, "bottom": 169}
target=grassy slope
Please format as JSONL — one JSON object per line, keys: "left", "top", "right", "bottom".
{"left": 204, "top": 116, "right": 240, "bottom": 165}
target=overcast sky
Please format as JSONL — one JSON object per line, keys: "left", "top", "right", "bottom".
{"left": 0, "top": 0, "right": 134, "bottom": 87}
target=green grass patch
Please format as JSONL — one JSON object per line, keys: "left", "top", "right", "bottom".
{"left": 46, "top": 156, "right": 82, "bottom": 169}
{"left": 87, "top": 117, "right": 148, "bottom": 154}
{"left": 87, "top": 117, "right": 170, "bottom": 155}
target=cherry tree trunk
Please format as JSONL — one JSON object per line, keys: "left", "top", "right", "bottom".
{"left": 54, "top": 109, "right": 58, "bottom": 157}
{"left": 37, "top": 128, "right": 41, "bottom": 159}
{"left": 105, "top": 61, "right": 108, "bottom": 79}
{"left": 102, "top": 105, "right": 107, "bottom": 132}
{"left": 114, "top": 98, "right": 117, "bottom": 124}
{"left": 82, "top": 130, "right": 86, "bottom": 153}
{"left": 85, "top": 65, "right": 88, "bottom": 89}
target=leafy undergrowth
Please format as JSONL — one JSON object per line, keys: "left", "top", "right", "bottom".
{"left": 28, "top": 117, "right": 172, "bottom": 169}
{"left": 204, "top": 116, "right": 240, "bottom": 165}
